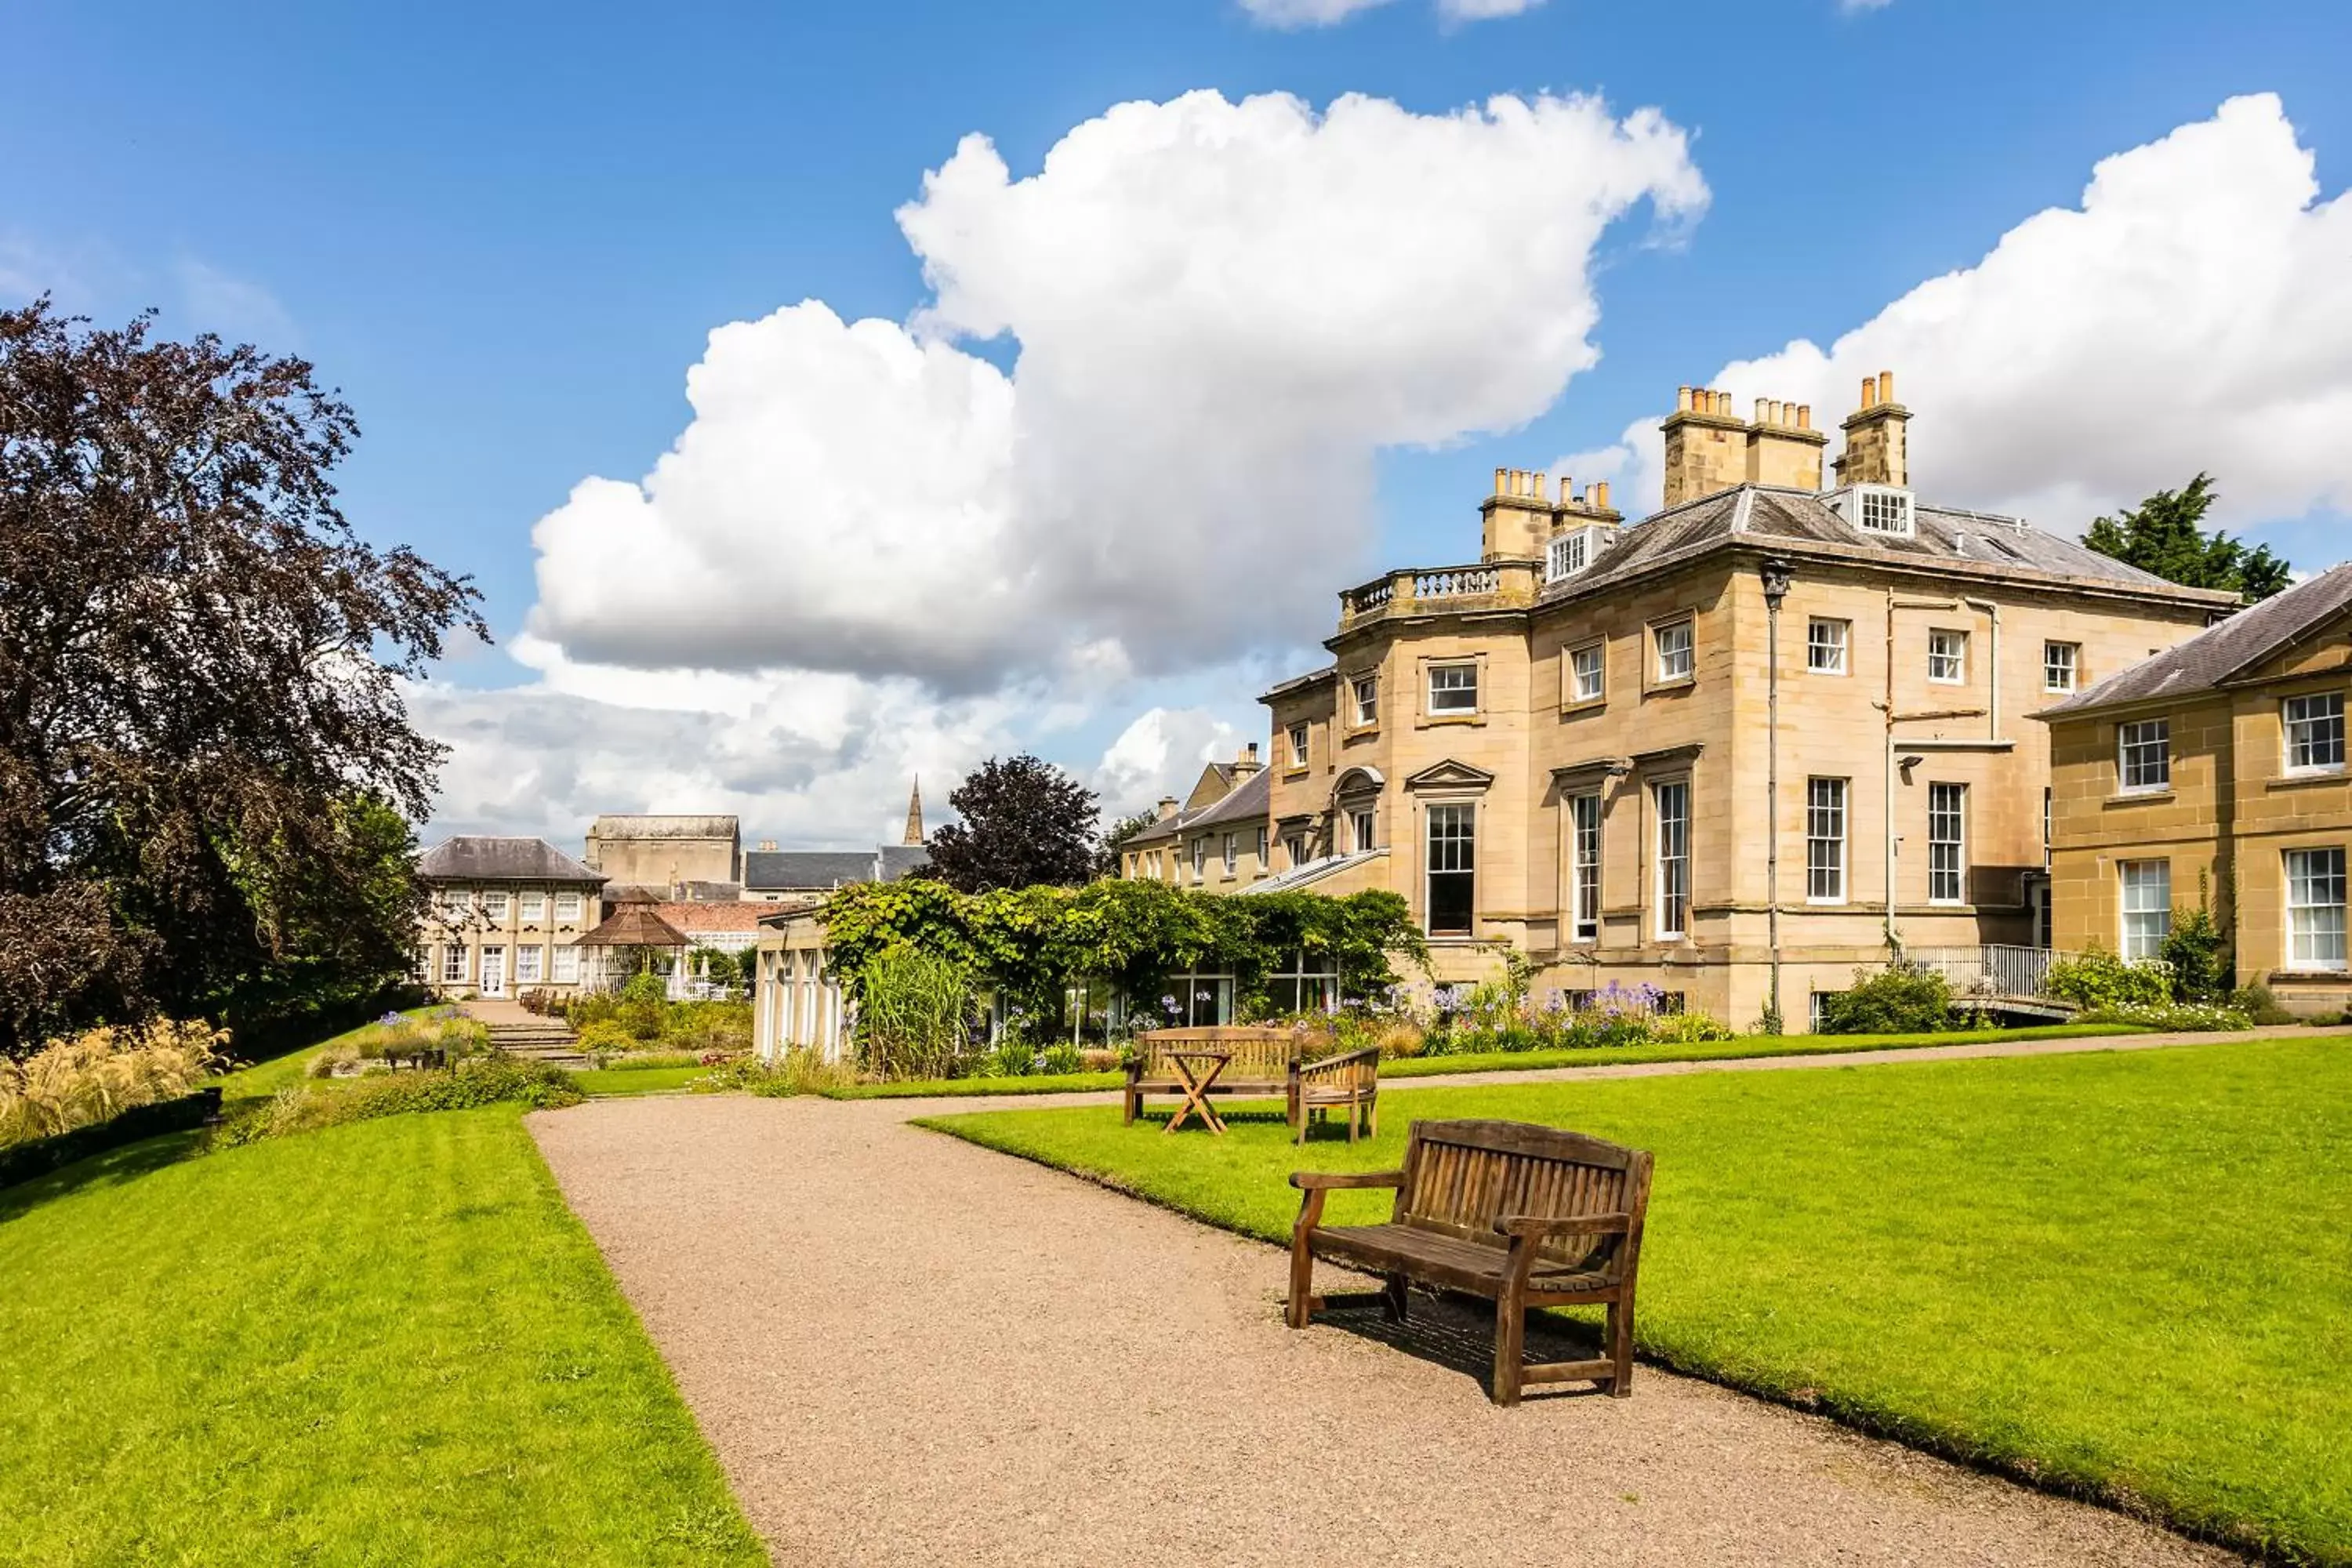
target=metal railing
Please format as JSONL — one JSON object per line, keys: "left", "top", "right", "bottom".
{"left": 1905, "top": 945, "right": 2075, "bottom": 1001}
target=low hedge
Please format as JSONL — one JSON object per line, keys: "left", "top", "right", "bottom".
{"left": 216, "top": 1059, "right": 583, "bottom": 1147}
{"left": 0, "top": 1087, "right": 222, "bottom": 1192}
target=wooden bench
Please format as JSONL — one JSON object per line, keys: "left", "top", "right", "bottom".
{"left": 1123, "top": 1026, "right": 1380, "bottom": 1140}
{"left": 1287, "top": 1119, "right": 1653, "bottom": 1405}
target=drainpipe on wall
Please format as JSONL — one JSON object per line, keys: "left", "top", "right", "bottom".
{"left": 1963, "top": 597, "right": 2002, "bottom": 739}
{"left": 1760, "top": 559, "right": 1795, "bottom": 1030}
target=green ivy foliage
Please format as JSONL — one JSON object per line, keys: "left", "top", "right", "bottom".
{"left": 817, "top": 879, "right": 1425, "bottom": 1022}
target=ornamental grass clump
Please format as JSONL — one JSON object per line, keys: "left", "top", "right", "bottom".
{"left": 0, "top": 1019, "right": 226, "bottom": 1149}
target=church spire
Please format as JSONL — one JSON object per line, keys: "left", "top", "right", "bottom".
{"left": 903, "top": 777, "right": 924, "bottom": 847}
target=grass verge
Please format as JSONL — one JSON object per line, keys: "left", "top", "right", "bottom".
{"left": 577, "top": 1065, "right": 713, "bottom": 1098}
{"left": 923, "top": 1038, "right": 2352, "bottom": 1564}
{"left": 0, "top": 1107, "right": 764, "bottom": 1566}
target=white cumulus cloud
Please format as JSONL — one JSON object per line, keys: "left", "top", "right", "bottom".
{"left": 1570, "top": 94, "right": 2352, "bottom": 535}
{"left": 524, "top": 89, "right": 1704, "bottom": 696}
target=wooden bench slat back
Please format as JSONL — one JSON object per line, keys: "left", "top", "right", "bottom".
{"left": 1395, "top": 1120, "right": 1647, "bottom": 1272}
{"left": 1138, "top": 1025, "right": 1302, "bottom": 1081}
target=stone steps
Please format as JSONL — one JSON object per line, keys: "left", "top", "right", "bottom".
{"left": 488, "top": 1020, "right": 588, "bottom": 1070}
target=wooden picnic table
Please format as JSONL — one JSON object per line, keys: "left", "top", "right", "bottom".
{"left": 1161, "top": 1050, "right": 1231, "bottom": 1135}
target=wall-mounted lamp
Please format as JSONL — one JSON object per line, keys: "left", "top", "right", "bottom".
{"left": 1760, "top": 558, "right": 1795, "bottom": 606}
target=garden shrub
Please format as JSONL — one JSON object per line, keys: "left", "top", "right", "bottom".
{"left": 2160, "top": 902, "right": 2230, "bottom": 1002}
{"left": 2229, "top": 985, "right": 2299, "bottom": 1026}
{"left": 699, "top": 1049, "right": 857, "bottom": 1098}
{"left": 0, "top": 1020, "right": 226, "bottom": 1149}
{"left": 2045, "top": 947, "right": 2172, "bottom": 1011}
{"left": 1817, "top": 963, "right": 1955, "bottom": 1035}
{"left": 1040, "top": 1042, "right": 1085, "bottom": 1076}
{"left": 659, "top": 1000, "right": 753, "bottom": 1055}
{"left": 216, "top": 1057, "right": 584, "bottom": 1146}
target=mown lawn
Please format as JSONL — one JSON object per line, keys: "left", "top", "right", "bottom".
{"left": 576, "top": 1065, "right": 712, "bottom": 1097}
{"left": 0, "top": 1108, "right": 763, "bottom": 1566}
{"left": 926, "top": 1038, "right": 2352, "bottom": 1563}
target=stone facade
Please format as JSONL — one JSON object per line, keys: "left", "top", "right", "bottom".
{"left": 1119, "top": 747, "right": 1276, "bottom": 890}
{"left": 1246, "top": 376, "right": 2234, "bottom": 1023}
{"left": 414, "top": 837, "right": 607, "bottom": 998}
{"left": 583, "top": 814, "right": 742, "bottom": 890}
{"left": 2042, "top": 566, "right": 2352, "bottom": 1014}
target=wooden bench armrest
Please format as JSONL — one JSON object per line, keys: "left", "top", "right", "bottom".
{"left": 1495, "top": 1211, "right": 1633, "bottom": 1238}
{"left": 1297, "top": 1047, "right": 1381, "bottom": 1080}
{"left": 1290, "top": 1169, "right": 1404, "bottom": 1191}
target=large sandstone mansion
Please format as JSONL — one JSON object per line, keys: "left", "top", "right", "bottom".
{"left": 1124, "top": 375, "right": 2234, "bottom": 1025}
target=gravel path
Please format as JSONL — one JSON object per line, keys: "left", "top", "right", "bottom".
{"left": 531, "top": 1094, "right": 2233, "bottom": 1567}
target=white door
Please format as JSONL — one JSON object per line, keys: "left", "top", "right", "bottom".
{"left": 481, "top": 946, "right": 507, "bottom": 997}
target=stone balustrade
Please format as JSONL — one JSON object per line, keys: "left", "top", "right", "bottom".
{"left": 1338, "top": 561, "right": 1538, "bottom": 627}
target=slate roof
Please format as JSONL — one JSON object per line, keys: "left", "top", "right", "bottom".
{"left": 416, "top": 837, "right": 606, "bottom": 884}
{"left": 741, "top": 845, "right": 931, "bottom": 891}
{"left": 2042, "top": 562, "right": 2352, "bottom": 717}
{"left": 588, "top": 814, "right": 739, "bottom": 840}
{"left": 1537, "top": 485, "right": 2236, "bottom": 611}
{"left": 1122, "top": 767, "right": 1270, "bottom": 848}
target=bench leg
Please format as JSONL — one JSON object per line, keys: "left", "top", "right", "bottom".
{"left": 1346, "top": 1098, "right": 1359, "bottom": 1145}
{"left": 1606, "top": 1297, "right": 1635, "bottom": 1398}
{"left": 1382, "top": 1272, "right": 1408, "bottom": 1323}
{"left": 1123, "top": 1087, "right": 1138, "bottom": 1126}
{"left": 1491, "top": 1290, "right": 1526, "bottom": 1406}
{"left": 1287, "top": 1235, "right": 1315, "bottom": 1329}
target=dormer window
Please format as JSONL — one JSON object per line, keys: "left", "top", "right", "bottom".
{"left": 1546, "top": 524, "right": 1609, "bottom": 583}
{"left": 1834, "top": 484, "right": 1915, "bottom": 538}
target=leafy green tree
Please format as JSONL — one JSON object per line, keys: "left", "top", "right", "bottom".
{"left": 2082, "top": 474, "right": 2292, "bottom": 601}
{"left": 924, "top": 755, "right": 1100, "bottom": 892}
{"left": 0, "top": 300, "right": 485, "bottom": 1054}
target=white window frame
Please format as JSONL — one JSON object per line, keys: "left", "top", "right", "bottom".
{"left": 1568, "top": 793, "right": 1602, "bottom": 943}
{"left": 1283, "top": 833, "right": 1306, "bottom": 869}
{"left": 1568, "top": 642, "right": 1606, "bottom": 703}
{"left": 442, "top": 946, "right": 467, "bottom": 984}
{"left": 1849, "top": 484, "right": 1915, "bottom": 537}
{"left": 1255, "top": 826, "right": 1269, "bottom": 866}
{"left": 2285, "top": 693, "right": 2346, "bottom": 775}
{"left": 1287, "top": 721, "right": 1309, "bottom": 768}
{"left": 1349, "top": 807, "right": 1376, "bottom": 854}
{"left": 1191, "top": 837, "right": 1207, "bottom": 881}
{"left": 557, "top": 891, "right": 584, "bottom": 923}
{"left": 2119, "top": 719, "right": 2172, "bottom": 793}
{"left": 1928, "top": 782, "right": 1967, "bottom": 906}
{"left": 1265, "top": 950, "right": 1341, "bottom": 1016}
{"left": 1653, "top": 618, "right": 1695, "bottom": 683}
{"left": 437, "top": 887, "right": 470, "bottom": 915}
{"left": 1927, "top": 629, "right": 1967, "bottom": 685}
{"left": 480, "top": 890, "right": 510, "bottom": 921}
{"left": 1425, "top": 802, "right": 1476, "bottom": 938}
{"left": 1352, "top": 674, "right": 1378, "bottom": 728}
{"left": 1427, "top": 662, "right": 1479, "bottom": 715}
{"left": 552, "top": 944, "right": 581, "bottom": 984}
{"left": 1806, "top": 778, "right": 1846, "bottom": 904}
{"left": 518, "top": 891, "right": 546, "bottom": 922}
{"left": 1546, "top": 526, "right": 1601, "bottom": 582}
{"left": 515, "top": 944, "right": 545, "bottom": 985}
{"left": 1807, "top": 618, "right": 1849, "bottom": 675}
{"left": 1221, "top": 833, "right": 1237, "bottom": 874}
{"left": 2043, "top": 641, "right": 2080, "bottom": 694}
{"left": 1653, "top": 779, "right": 1690, "bottom": 940}
{"left": 2286, "top": 847, "right": 2349, "bottom": 971}
{"left": 2119, "top": 859, "right": 2172, "bottom": 962}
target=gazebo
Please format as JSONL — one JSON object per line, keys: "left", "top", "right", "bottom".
{"left": 569, "top": 896, "right": 689, "bottom": 993}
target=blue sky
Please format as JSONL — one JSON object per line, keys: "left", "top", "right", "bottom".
{"left": 8, "top": 0, "right": 2349, "bottom": 845}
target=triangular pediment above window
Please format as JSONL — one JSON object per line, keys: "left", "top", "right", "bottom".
{"left": 1403, "top": 758, "right": 1497, "bottom": 792}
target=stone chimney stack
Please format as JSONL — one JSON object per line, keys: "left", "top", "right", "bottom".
{"left": 1744, "top": 397, "right": 1828, "bottom": 491}
{"left": 1230, "top": 742, "right": 1263, "bottom": 781}
{"left": 1156, "top": 795, "right": 1180, "bottom": 821}
{"left": 1660, "top": 386, "right": 1750, "bottom": 506}
{"left": 1834, "top": 369, "right": 1909, "bottom": 488}
{"left": 1479, "top": 467, "right": 1555, "bottom": 562}
{"left": 1552, "top": 474, "right": 1624, "bottom": 532}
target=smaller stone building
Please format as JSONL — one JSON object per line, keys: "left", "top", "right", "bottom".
{"left": 2041, "top": 563, "right": 2352, "bottom": 1012}
{"left": 1118, "top": 746, "right": 1272, "bottom": 889}
{"left": 584, "top": 815, "right": 742, "bottom": 891}
{"left": 415, "top": 837, "right": 607, "bottom": 997}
